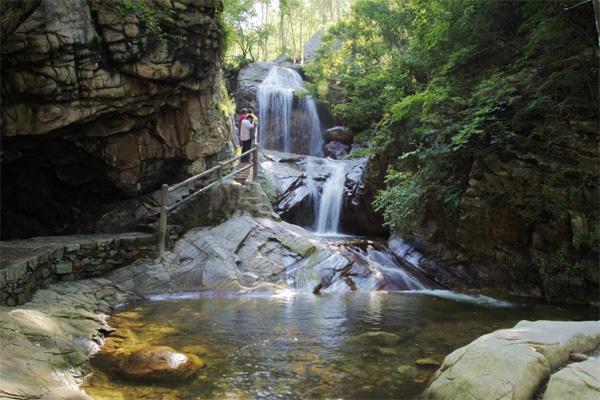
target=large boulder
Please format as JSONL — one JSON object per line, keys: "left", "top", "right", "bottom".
{"left": 542, "top": 357, "right": 600, "bottom": 400}
{"left": 423, "top": 320, "right": 600, "bottom": 400}
{"left": 1, "top": 0, "right": 232, "bottom": 238}
{"left": 116, "top": 346, "right": 204, "bottom": 382}
{"left": 324, "top": 126, "right": 354, "bottom": 145}
{"left": 303, "top": 30, "right": 324, "bottom": 64}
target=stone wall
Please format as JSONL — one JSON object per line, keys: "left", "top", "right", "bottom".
{"left": 1, "top": 0, "right": 233, "bottom": 239}
{"left": 0, "top": 233, "right": 155, "bottom": 306}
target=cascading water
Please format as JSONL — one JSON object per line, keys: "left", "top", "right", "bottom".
{"left": 314, "top": 160, "right": 347, "bottom": 234}
{"left": 258, "top": 65, "right": 346, "bottom": 235}
{"left": 258, "top": 66, "right": 323, "bottom": 155}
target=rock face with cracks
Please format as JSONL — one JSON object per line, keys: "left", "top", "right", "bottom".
{"left": 1, "top": 0, "right": 233, "bottom": 239}
{"left": 107, "top": 213, "right": 424, "bottom": 295}
{"left": 422, "top": 320, "right": 600, "bottom": 400}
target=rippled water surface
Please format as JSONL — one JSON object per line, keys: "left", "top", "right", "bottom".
{"left": 83, "top": 291, "right": 596, "bottom": 399}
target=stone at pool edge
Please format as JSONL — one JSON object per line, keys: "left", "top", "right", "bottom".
{"left": 116, "top": 346, "right": 205, "bottom": 382}
{"left": 41, "top": 388, "right": 93, "bottom": 400}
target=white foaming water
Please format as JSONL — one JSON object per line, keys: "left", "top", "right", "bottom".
{"left": 355, "top": 245, "right": 428, "bottom": 290}
{"left": 315, "top": 159, "right": 347, "bottom": 234}
{"left": 258, "top": 66, "right": 323, "bottom": 155}
{"left": 407, "top": 289, "right": 514, "bottom": 307}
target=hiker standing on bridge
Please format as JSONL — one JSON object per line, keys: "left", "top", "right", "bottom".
{"left": 240, "top": 114, "right": 255, "bottom": 162}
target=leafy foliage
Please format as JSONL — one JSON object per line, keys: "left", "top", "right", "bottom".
{"left": 309, "top": 0, "right": 598, "bottom": 237}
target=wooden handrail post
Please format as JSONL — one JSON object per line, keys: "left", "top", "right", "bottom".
{"left": 157, "top": 184, "right": 168, "bottom": 259}
{"left": 252, "top": 145, "right": 259, "bottom": 181}
{"left": 217, "top": 161, "right": 225, "bottom": 180}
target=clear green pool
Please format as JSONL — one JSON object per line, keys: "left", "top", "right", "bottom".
{"left": 83, "top": 291, "right": 596, "bottom": 399}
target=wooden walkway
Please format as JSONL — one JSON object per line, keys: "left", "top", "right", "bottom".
{"left": 156, "top": 145, "right": 260, "bottom": 257}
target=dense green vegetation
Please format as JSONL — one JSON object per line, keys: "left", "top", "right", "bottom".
{"left": 307, "top": 0, "right": 598, "bottom": 234}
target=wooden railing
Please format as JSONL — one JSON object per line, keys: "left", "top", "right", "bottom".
{"left": 157, "top": 145, "right": 259, "bottom": 258}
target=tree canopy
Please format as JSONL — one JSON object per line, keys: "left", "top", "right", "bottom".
{"left": 307, "top": 0, "right": 598, "bottom": 234}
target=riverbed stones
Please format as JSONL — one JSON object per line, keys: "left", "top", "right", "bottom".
{"left": 415, "top": 358, "right": 441, "bottom": 368}
{"left": 422, "top": 320, "right": 600, "bottom": 400}
{"left": 542, "top": 357, "right": 600, "bottom": 400}
{"left": 116, "top": 346, "right": 204, "bottom": 382}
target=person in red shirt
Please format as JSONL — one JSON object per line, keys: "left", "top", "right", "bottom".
{"left": 237, "top": 108, "right": 248, "bottom": 131}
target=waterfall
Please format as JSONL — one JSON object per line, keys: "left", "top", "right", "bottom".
{"left": 257, "top": 66, "right": 323, "bottom": 155}
{"left": 314, "top": 159, "right": 347, "bottom": 234}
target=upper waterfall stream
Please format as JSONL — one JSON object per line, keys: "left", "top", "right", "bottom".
{"left": 258, "top": 66, "right": 348, "bottom": 235}
{"left": 258, "top": 66, "right": 323, "bottom": 156}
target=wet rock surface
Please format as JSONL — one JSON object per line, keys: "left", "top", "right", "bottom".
{"left": 107, "top": 213, "right": 429, "bottom": 295}
{"left": 262, "top": 150, "right": 384, "bottom": 236}
{"left": 235, "top": 57, "right": 301, "bottom": 112}
{"left": 324, "top": 141, "right": 351, "bottom": 159}
{"left": 423, "top": 320, "right": 600, "bottom": 400}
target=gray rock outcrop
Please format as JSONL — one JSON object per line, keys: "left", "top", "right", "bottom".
{"left": 235, "top": 57, "right": 300, "bottom": 112}
{"left": 303, "top": 30, "right": 324, "bottom": 64}
{"left": 107, "top": 213, "right": 428, "bottom": 295}
{"left": 542, "top": 357, "right": 600, "bottom": 400}
{"left": 423, "top": 320, "right": 600, "bottom": 400}
{"left": 0, "top": 279, "right": 137, "bottom": 399}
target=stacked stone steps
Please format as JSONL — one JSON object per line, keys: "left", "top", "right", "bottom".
{"left": 237, "top": 195, "right": 277, "bottom": 219}
{"left": 233, "top": 164, "right": 253, "bottom": 184}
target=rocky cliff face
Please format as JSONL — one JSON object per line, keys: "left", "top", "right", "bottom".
{"left": 1, "top": 0, "right": 233, "bottom": 239}
{"left": 369, "top": 122, "right": 599, "bottom": 304}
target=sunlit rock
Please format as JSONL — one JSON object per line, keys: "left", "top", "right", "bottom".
{"left": 116, "top": 346, "right": 204, "bottom": 382}
{"left": 542, "top": 357, "right": 600, "bottom": 400}
{"left": 423, "top": 320, "right": 600, "bottom": 400}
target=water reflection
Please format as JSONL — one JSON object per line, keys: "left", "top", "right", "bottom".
{"left": 84, "top": 292, "right": 596, "bottom": 400}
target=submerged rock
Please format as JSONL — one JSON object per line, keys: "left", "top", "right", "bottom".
{"left": 116, "top": 346, "right": 204, "bottom": 382}
{"left": 347, "top": 331, "right": 401, "bottom": 346}
{"left": 423, "top": 320, "right": 600, "bottom": 400}
{"left": 415, "top": 358, "right": 441, "bottom": 368}
{"left": 397, "top": 365, "right": 419, "bottom": 378}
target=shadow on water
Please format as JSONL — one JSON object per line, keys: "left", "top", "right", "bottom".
{"left": 83, "top": 290, "right": 597, "bottom": 399}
